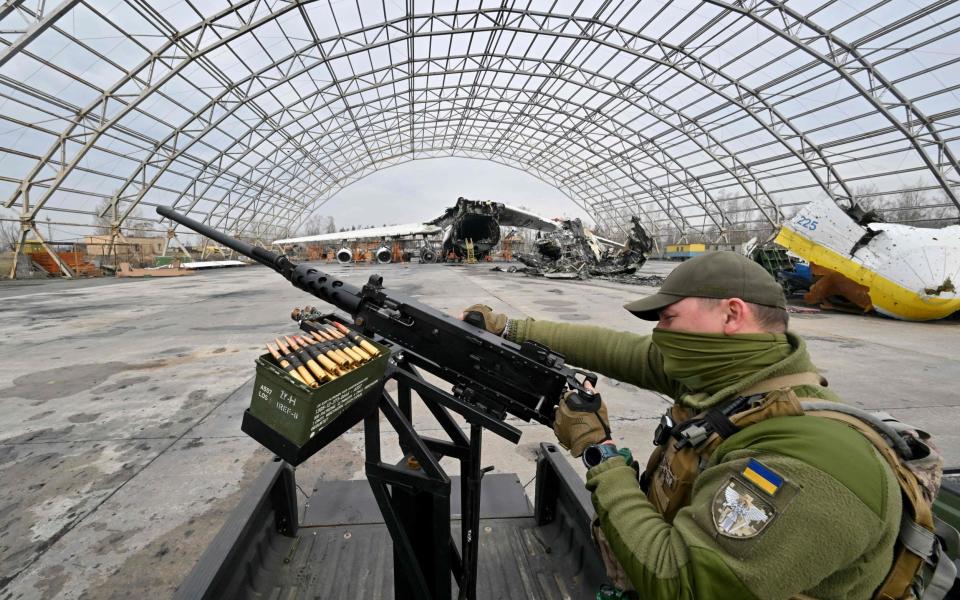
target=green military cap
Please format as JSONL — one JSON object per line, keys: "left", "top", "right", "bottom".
{"left": 624, "top": 251, "right": 786, "bottom": 320}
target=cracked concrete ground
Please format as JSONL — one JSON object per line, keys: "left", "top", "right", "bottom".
{"left": 1, "top": 260, "right": 958, "bottom": 599}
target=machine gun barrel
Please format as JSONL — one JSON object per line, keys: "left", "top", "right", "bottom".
{"left": 157, "top": 205, "right": 292, "bottom": 273}
{"left": 157, "top": 206, "right": 600, "bottom": 427}
{"left": 158, "top": 205, "right": 363, "bottom": 313}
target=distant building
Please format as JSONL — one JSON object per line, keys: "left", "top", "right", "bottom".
{"left": 664, "top": 242, "right": 743, "bottom": 260}
{"left": 83, "top": 235, "right": 165, "bottom": 259}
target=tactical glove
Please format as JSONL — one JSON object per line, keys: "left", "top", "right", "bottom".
{"left": 462, "top": 304, "right": 508, "bottom": 336}
{"left": 553, "top": 390, "right": 611, "bottom": 457}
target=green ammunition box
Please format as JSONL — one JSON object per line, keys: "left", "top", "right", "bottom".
{"left": 248, "top": 337, "right": 390, "bottom": 447}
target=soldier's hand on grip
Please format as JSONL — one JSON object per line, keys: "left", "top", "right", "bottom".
{"left": 553, "top": 390, "right": 611, "bottom": 458}
{"left": 461, "top": 304, "right": 508, "bottom": 335}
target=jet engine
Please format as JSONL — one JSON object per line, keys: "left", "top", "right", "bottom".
{"left": 336, "top": 248, "right": 352, "bottom": 264}
{"left": 375, "top": 246, "right": 392, "bottom": 264}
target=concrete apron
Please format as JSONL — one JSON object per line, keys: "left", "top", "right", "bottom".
{"left": 0, "top": 261, "right": 957, "bottom": 599}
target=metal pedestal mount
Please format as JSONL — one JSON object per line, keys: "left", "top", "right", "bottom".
{"left": 243, "top": 320, "right": 526, "bottom": 600}
{"left": 363, "top": 349, "right": 522, "bottom": 600}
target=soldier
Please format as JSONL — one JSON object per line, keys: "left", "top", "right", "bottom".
{"left": 465, "top": 251, "right": 914, "bottom": 600}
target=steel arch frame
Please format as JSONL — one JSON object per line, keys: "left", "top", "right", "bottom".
{"left": 99, "top": 40, "right": 767, "bottom": 233}
{"left": 7, "top": 5, "right": 850, "bottom": 227}
{"left": 713, "top": 0, "right": 960, "bottom": 209}
{"left": 0, "top": 0, "right": 956, "bottom": 254}
{"left": 89, "top": 11, "right": 861, "bottom": 236}
{"left": 156, "top": 73, "right": 746, "bottom": 236}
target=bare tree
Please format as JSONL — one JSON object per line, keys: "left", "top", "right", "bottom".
{"left": 298, "top": 214, "right": 336, "bottom": 236}
{"left": 851, "top": 183, "right": 880, "bottom": 206}
{"left": 853, "top": 181, "right": 956, "bottom": 228}
{"left": 124, "top": 214, "right": 160, "bottom": 236}
{"left": 887, "top": 187, "right": 930, "bottom": 224}
{"left": 92, "top": 198, "right": 154, "bottom": 236}
{"left": 0, "top": 209, "right": 19, "bottom": 251}
{"left": 93, "top": 198, "right": 115, "bottom": 235}
{"left": 709, "top": 191, "right": 776, "bottom": 244}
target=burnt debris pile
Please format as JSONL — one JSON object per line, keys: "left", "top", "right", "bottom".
{"left": 516, "top": 216, "right": 657, "bottom": 284}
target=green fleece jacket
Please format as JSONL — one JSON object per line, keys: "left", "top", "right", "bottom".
{"left": 509, "top": 320, "right": 901, "bottom": 600}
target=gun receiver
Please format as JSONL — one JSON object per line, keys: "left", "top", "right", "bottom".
{"left": 156, "top": 205, "right": 600, "bottom": 426}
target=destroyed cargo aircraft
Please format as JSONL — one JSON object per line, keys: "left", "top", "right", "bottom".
{"left": 776, "top": 197, "right": 960, "bottom": 321}
{"left": 427, "top": 197, "right": 558, "bottom": 260}
{"left": 517, "top": 216, "right": 654, "bottom": 279}
{"left": 274, "top": 197, "right": 557, "bottom": 263}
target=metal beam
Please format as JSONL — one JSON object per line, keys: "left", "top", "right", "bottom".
{"left": 0, "top": 0, "right": 81, "bottom": 69}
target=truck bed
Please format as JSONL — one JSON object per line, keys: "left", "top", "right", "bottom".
{"left": 176, "top": 449, "right": 960, "bottom": 600}
{"left": 175, "top": 444, "right": 609, "bottom": 599}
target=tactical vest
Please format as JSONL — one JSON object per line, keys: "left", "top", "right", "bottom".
{"left": 639, "top": 372, "right": 957, "bottom": 600}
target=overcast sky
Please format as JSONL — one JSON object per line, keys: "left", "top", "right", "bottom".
{"left": 303, "top": 156, "right": 593, "bottom": 231}
{"left": 2, "top": 0, "right": 957, "bottom": 245}
{"left": 0, "top": 155, "right": 594, "bottom": 243}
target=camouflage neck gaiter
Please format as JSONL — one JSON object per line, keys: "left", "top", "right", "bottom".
{"left": 651, "top": 329, "right": 792, "bottom": 396}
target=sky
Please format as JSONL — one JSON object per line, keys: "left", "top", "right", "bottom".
{"left": 300, "top": 156, "right": 592, "bottom": 232}
{"left": 1, "top": 0, "right": 958, "bottom": 245}
{"left": 0, "top": 155, "right": 593, "bottom": 243}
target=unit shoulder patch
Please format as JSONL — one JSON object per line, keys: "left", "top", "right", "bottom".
{"left": 711, "top": 477, "right": 777, "bottom": 539}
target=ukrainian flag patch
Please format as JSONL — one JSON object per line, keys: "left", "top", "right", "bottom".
{"left": 741, "top": 458, "right": 783, "bottom": 496}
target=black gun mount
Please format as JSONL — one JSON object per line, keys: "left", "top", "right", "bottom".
{"left": 157, "top": 205, "right": 602, "bottom": 600}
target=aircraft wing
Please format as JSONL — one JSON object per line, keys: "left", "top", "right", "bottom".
{"left": 274, "top": 223, "right": 442, "bottom": 245}
{"left": 426, "top": 204, "right": 462, "bottom": 228}
{"left": 592, "top": 234, "right": 624, "bottom": 249}
{"left": 498, "top": 204, "right": 561, "bottom": 231}
{"left": 427, "top": 198, "right": 560, "bottom": 231}
{"left": 775, "top": 198, "right": 960, "bottom": 321}
{"left": 181, "top": 260, "right": 247, "bottom": 269}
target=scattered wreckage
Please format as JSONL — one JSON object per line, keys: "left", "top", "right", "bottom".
{"left": 515, "top": 216, "right": 658, "bottom": 283}
{"left": 775, "top": 197, "right": 960, "bottom": 321}
{"left": 743, "top": 238, "right": 812, "bottom": 297}
{"left": 497, "top": 197, "right": 957, "bottom": 321}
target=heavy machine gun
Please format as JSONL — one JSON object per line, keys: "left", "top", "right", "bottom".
{"left": 157, "top": 206, "right": 603, "bottom": 600}
{"left": 157, "top": 205, "right": 599, "bottom": 428}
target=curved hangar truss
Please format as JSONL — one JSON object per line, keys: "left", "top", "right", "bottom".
{"left": 1, "top": 0, "right": 958, "bottom": 248}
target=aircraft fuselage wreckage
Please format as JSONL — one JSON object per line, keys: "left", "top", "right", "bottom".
{"left": 426, "top": 197, "right": 559, "bottom": 260}
{"left": 517, "top": 216, "right": 654, "bottom": 280}
{"left": 273, "top": 197, "right": 558, "bottom": 264}
{"left": 776, "top": 197, "right": 960, "bottom": 321}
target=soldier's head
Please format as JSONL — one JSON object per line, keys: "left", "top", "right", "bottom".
{"left": 623, "top": 252, "right": 788, "bottom": 335}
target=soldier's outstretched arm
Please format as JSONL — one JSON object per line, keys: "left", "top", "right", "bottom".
{"left": 586, "top": 425, "right": 901, "bottom": 599}
{"left": 504, "top": 318, "right": 678, "bottom": 396}
{"left": 460, "top": 306, "right": 678, "bottom": 395}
